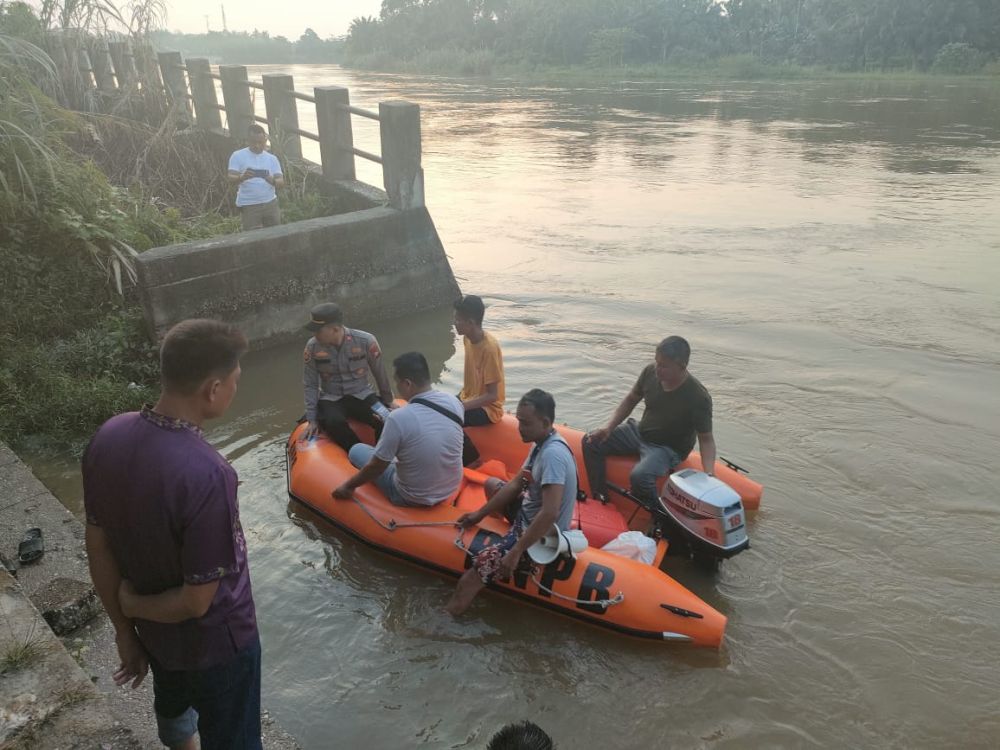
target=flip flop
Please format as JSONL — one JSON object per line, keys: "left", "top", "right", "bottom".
{"left": 18, "top": 527, "right": 44, "bottom": 565}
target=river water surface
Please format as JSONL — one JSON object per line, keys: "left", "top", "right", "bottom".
{"left": 31, "top": 67, "right": 1000, "bottom": 747}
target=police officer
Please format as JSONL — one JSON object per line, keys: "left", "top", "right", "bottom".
{"left": 303, "top": 302, "right": 394, "bottom": 450}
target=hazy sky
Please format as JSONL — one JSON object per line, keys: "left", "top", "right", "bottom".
{"left": 161, "top": 0, "right": 384, "bottom": 39}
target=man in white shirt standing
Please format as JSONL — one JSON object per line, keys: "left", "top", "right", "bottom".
{"left": 334, "top": 351, "right": 464, "bottom": 508}
{"left": 227, "top": 124, "right": 285, "bottom": 231}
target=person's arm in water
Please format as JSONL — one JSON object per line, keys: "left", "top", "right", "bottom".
{"left": 697, "top": 432, "right": 717, "bottom": 476}
{"left": 85, "top": 525, "right": 148, "bottom": 688}
{"left": 462, "top": 381, "right": 499, "bottom": 412}
{"left": 588, "top": 384, "right": 642, "bottom": 443}
{"left": 333, "top": 456, "right": 390, "bottom": 498}
{"left": 118, "top": 579, "right": 221, "bottom": 624}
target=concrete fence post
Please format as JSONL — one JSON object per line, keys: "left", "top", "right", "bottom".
{"left": 186, "top": 58, "right": 222, "bottom": 131}
{"left": 379, "top": 101, "right": 424, "bottom": 211}
{"left": 88, "top": 39, "right": 116, "bottom": 96}
{"left": 77, "top": 46, "right": 93, "bottom": 87}
{"left": 262, "top": 73, "right": 302, "bottom": 160}
{"left": 219, "top": 65, "right": 254, "bottom": 141}
{"left": 106, "top": 41, "right": 134, "bottom": 90}
{"left": 157, "top": 51, "right": 193, "bottom": 126}
{"left": 74, "top": 45, "right": 96, "bottom": 106}
{"left": 315, "top": 86, "right": 355, "bottom": 181}
{"left": 46, "top": 33, "right": 69, "bottom": 76}
{"left": 135, "top": 44, "right": 162, "bottom": 86}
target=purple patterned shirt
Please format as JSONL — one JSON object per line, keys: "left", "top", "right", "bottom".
{"left": 82, "top": 405, "right": 257, "bottom": 671}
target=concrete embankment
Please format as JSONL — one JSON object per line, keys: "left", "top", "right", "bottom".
{"left": 0, "top": 442, "right": 299, "bottom": 748}
{"left": 137, "top": 204, "right": 460, "bottom": 348}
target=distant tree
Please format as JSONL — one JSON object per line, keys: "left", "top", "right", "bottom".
{"left": 588, "top": 27, "right": 642, "bottom": 67}
{"left": 932, "top": 42, "right": 986, "bottom": 73}
{"left": 347, "top": 15, "right": 381, "bottom": 55}
{"left": 296, "top": 27, "right": 327, "bottom": 61}
{"left": 338, "top": 0, "right": 1000, "bottom": 72}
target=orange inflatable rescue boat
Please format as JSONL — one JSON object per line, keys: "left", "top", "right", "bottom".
{"left": 286, "top": 414, "right": 763, "bottom": 648}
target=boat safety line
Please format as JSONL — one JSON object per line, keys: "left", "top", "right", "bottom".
{"left": 348, "top": 495, "right": 459, "bottom": 531}
{"left": 530, "top": 575, "right": 625, "bottom": 610}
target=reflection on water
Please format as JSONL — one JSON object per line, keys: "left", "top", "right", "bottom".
{"left": 26, "top": 70, "right": 1000, "bottom": 748}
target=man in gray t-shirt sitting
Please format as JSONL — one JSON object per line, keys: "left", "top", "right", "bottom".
{"left": 446, "top": 389, "right": 578, "bottom": 616}
{"left": 334, "top": 352, "right": 464, "bottom": 507}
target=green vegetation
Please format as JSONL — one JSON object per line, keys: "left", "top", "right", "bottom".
{"left": 152, "top": 28, "right": 345, "bottom": 64}
{"left": 344, "top": 0, "right": 1000, "bottom": 78}
{"left": 0, "top": 617, "right": 46, "bottom": 674}
{"left": 0, "top": 637, "right": 45, "bottom": 673}
{"left": 0, "top": 2, "right": 341, "bottom": 453}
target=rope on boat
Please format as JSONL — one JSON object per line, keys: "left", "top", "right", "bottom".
{"left": 349, "top": 495, "right": 459, "bottom": 531}
{"left": 530, "top": 575, "right": 625, "bottom": 610}
{"left": 454, "top": 528, "right": 624, "bottom": 610}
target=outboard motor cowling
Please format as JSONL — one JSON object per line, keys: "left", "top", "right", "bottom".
{"left": 659, "top": 469, "right": 749, "bottom": 561}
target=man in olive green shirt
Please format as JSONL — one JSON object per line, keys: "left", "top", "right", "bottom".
{"left": 582, "top": 336, "right": 717, "bottom": 504}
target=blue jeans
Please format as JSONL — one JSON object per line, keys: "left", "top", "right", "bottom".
{"left": 348, "top": 443, "right": 417, "bottom": 507}
{"left": 151, "top": 637, "right": 262, "bottom": 750}
{"left": 582, "top": 418, "right": 681, "bottom": 503}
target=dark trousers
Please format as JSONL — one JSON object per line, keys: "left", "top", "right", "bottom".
{"left": 151, "top": 637, "right": 262, "bottom": 750}
{"left": 462, "top": 407, "right": 492, "bottom": 466}
{"left": 318, "top": 395, "right": 383, "bottom": 451}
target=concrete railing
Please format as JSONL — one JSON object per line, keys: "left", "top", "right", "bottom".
{"left": 50, "top": 34, "right": 454, "bottom": 346}
{"left": 51, "top": 35, "right": 423, "bottom": 211}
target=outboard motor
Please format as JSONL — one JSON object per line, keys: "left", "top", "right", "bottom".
{"left": 659, "top": 469, "right": 749, "bottom": 563}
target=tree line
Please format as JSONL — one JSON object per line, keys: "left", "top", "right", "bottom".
{"left": 151, "top": 28, "right": 345, "bottom": 64}
{"left": 344, "top": 0, "right": 1000, "bottom": 73}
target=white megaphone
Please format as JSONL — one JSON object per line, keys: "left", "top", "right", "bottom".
{"left": 527, "top": 525, "right": 589, "bottom": 564}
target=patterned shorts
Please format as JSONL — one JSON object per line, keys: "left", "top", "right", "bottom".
{"left": 473, "top": 519, "right": 525, "bottom": 584}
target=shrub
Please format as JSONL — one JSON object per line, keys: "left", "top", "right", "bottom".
{"left": 404, "top": 48, "right": 496, "bottom": 76}
{"left": 0, "top": 311, "right": 158, "bottom": 453}
{"left": 982, "top": 59, "right": 1000, "bottom": 76}
{"left": 932, "top": 43, "right": 986, "bottom": 74}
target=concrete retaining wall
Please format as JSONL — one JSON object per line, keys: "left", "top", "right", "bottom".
{"left": 136, "top": 206, "right": 460, "bottom": 346}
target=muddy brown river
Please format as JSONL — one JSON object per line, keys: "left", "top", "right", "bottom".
{"left": 27, "top": 67, "right": 1000, "bottom": 748}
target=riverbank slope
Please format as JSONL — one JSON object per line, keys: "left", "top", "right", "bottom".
{"left": 0, "top": 441, "right": 300, "bottom": 748}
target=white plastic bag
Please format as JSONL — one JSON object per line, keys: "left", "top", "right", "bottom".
{"left": 601, "top": 531, "right": 657, "bottom": 565}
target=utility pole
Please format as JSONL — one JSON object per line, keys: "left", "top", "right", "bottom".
{"left": 204, "top": 14, "right": 210, "bottom": 32}
{"left": 221, "top": 5, "right": 228, "bottom": 32}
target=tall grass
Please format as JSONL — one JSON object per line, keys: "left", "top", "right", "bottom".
{"left": 0, "top": 6, "right": 205, "bottom": 450}
{"left": 1, "top": 2, "right": 349, "bottom": 451}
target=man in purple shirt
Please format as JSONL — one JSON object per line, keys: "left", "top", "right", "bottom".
{"left": 83, "top": 319, "right": 260, "bottom": 750}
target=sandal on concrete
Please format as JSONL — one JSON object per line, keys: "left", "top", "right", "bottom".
{"left": 18, "top": 527, "right": 44, "bottom": 564}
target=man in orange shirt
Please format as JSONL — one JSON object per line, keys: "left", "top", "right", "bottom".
{"left": 453, "top": 294, "right": 505, "bottom": 465}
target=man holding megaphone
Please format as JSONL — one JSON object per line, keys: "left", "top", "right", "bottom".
{"left": 446, "top": 389, "right": 578, "bottom": 616}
